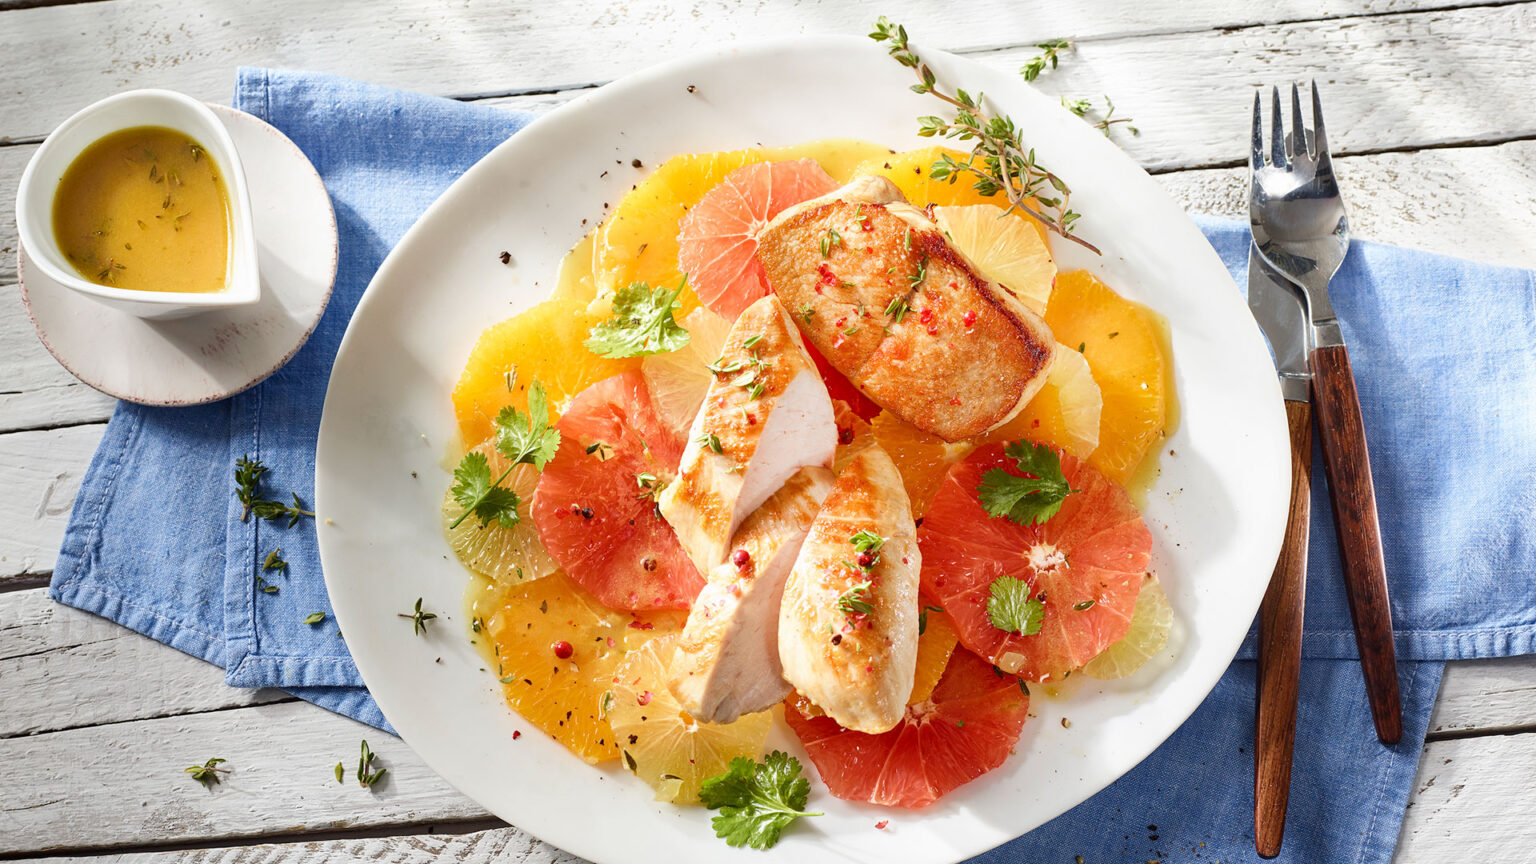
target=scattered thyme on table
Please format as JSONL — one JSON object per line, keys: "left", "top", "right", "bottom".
{"left": 184, "top": 757, "right": 230, "bottom": 788}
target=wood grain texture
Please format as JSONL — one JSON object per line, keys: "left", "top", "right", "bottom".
{"left": 0, "top": 699, "right": 487, "bottom": 855}
{"left": 7, "top": 731, "right": 1535, "bottom": 864}
{"left": 0, "top": 422, "right": 104, "bottom": 581}
{"left": 1430, "top": 654, "right": 1536, "bottom": 735}
{"left": 1311, "top": 343, "right": 1402, "bottom": 744}
{"left": 1254, "top": 398, "right": 1311, "bottom": 858}
{"left": 0, "top": 0, "right": 1491, "bottom": 142}
{"left": 0, "top": 588, "right": 289, "bottom": 738}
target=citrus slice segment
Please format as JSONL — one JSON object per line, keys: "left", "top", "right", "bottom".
{"left": 596, "top": 149, "right": 768, "bottom": 309}
{"left": 532, "top": 371, "right": 704, "bottom": 610}
{"left": 1082, "top": 576, "right": 1173, "bottom": 679}
{"left": 484, "top": 571, "right": 684, "bottom": 764}
{"left": 676, "top": 159, "right": 838, "bottom": 320}
{"left": 918, "top": 443, "right": 1153, "bottom": 681}
{"left": 932, "top": 205, "right": 1055, "bottom": 313}
{"left": 451, "top": 297, "right": 640, "bottom": 445}
{"left": 608, "top": 634, "right": 773, "bottom": 804}
{"left": 784, "top": 647, "right": 1030, "bottom": 808}
{"left": 1043, "top": 271, "right": 1167, "bottom": 485}
{"left": 640, "top": 306, "right": 733, "bottom": 436}
{"left": 987, "top": 343, "right": 1103, "bottom": 459}
{"left": 441, "top": 440, "right": 557, "bottom": 585}
{"left": 909, "top": 607, "right": 959, "bottom": 706}
{"left": 870, "top": 412, "right": 975, "bottom": 519}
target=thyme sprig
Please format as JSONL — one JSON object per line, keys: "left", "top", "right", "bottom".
{"left": 185, "top": 757, "right": 230, "bottom": 788}
{"left": 356, "top": 739, "right": 387, "bottom": 789}
{"left": 1020, "top": 39, "right": 1073, "bottom": 81}
{"left": 398, "top": 597, "right": 438, "bottom": 636}
{"left": 869, "top": 18, "right": 1099, "bottom": 254}
{"left": 234, "top": 456, "right": 315, "bottom": 526}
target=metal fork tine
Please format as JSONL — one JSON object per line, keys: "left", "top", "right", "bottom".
{"left": 1269, "top": 86, "right": 1287, "bottom": 168}
{"left": 1310, "top": 80, "right": 1331, "bottom": 166}
{"left": 1251, "top": 90, "right": 1266, "bottom": 168}
{"left": 1290, "top": 83, "right": 1307, "bottom": 158}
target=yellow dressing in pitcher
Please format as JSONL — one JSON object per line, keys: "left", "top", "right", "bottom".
{"left": 52, "top": 126, "right": 232, "bottom": 293}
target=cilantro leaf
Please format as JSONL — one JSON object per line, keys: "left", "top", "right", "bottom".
{"left": 699, "top": 751, "right": 821, "bottom": 850}
{"left": 987, "top": 575, "right": 1044, "bottom": 635}
{"left": 976, "top": 440, "right": 1079, "bottom": 526}
{"left": 448, "top": 451, "right": 521, "bottom": 529}
{"left": 585, "top": 280, "right": 692, "bottom": 358}
{"left": 494, "top": 381, "right": 562, "bottom": 470}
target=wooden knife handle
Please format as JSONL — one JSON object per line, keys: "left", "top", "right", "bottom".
{"left": 1310, "top": 343, "right": 1402, "bottom": 745}
{"left": 1254, "top": 399, "right": 1311, "bottom": 859}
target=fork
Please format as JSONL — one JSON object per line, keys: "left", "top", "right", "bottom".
{"left": 1250, "top": 83, "right": 1402, "bottom": 747}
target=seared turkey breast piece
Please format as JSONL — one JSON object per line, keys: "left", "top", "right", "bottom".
{"left": 757, "top": 175, "right": 1055, "bottom": 442}
{"left": 659, "top": 294, "right": 837, "bottom": 574}
{"left": 667, "top": 467, "right": 836, "bottom": 724}
{"left": 778, "top": 445, "right": 920, "bottom": 734}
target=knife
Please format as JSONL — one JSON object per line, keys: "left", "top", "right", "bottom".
{"left": 1247, "top": 243, "right": 1312, "bottom": 859}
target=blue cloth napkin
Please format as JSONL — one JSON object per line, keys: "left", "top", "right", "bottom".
{"left": 50, "top": 68, "right": 1536, "bottom": 864}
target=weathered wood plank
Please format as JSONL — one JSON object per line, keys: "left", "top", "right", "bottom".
{"left": 0, "top": 0, "right": 1492, "bottom": 143}
{"left": 1016, "top": 3, "right": 1536, "bottom": 171}
{"left": 0, "top": 588, "right": 289, "bottom": 737}
{"left": 0, "top": 423, "right": 104, "bottom": 580}
{"left": 0, "top": 699, "right": 486, "bottom": 855}
{"left": 1154, "top": 139, "right": 1536, "bottom": 270}
{"left": 1393, "top": 730, "right": 1536, "bottom": 861}
{"left": 1430, "top": 655, "right": 1536, "bottom": 736}
{"left": 9, "top": 726, "right": 1533, "bottom": 864}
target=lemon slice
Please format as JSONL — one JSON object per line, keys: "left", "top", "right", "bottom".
{"left": 441, "top": 441, "right": 557, "bottom": 586}
{"left": 1046, "top": 343, "right": 1104, "bottom": 458}
{"left": 640, "top": 306, "right": 732, "bottom": 434}
{"left": 608, "top": 634, "right": 772, "bottom": 804}
{"left": 1082, "top": 576, "right": 1173, "bottom": 679}
{"left": 933, "top": 204, "right": 1056, "bottom": 313}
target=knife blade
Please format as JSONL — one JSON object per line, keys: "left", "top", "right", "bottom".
{"left": 1248, "top": 244, "right": 1311, "bottom": 402}
{"left": 1247, "top": 241, "right": 1312, "bottom": 859}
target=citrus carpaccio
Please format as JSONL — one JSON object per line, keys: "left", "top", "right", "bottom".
{"left": 676, "top": 159, "right": 837, "bottom": 320}
{"left": 785, "top": 647, "right": 1030, "bottom": 808}
{"left": 918, "top": 443, "right": 1152, "bottom": 681}
{"left": 532, "top": 371, "right": 704, "bottom": 610}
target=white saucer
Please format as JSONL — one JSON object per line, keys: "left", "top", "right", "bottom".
{"left": 19, "top": 103, "right": 337, "bottom": 406}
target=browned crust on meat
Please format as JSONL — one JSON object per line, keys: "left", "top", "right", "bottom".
{"left": 759, "top": 196, "right": 1053, "bottom": 441}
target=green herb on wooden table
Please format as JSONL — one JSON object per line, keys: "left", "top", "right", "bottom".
{"left": 184, "top": 757, "right": 230, "bottom": 788}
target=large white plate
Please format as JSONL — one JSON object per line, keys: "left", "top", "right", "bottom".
{"left": 317, "top": 36, "right": 1288, "bottom": 864}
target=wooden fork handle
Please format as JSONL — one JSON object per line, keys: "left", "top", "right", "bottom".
{"left": 1310, "top": 343, "right": 1402, "bottom": 745}
{"left": 1254, "top": 398, "right": 1311, "bottom": 859}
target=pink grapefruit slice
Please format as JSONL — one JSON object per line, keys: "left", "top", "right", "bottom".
{"left": 532, "top": 371, "right": 704, "bottom": 610}
{"left": 784, "top": 647, "right": 1030, "bottom": 808}
{"left": 676, "top": 159, "right": 837, "bottom": 320}
{"left": 918, "top": 443, "right": 1153, "bottom": 681}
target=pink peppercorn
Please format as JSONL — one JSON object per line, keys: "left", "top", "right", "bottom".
{"left": 963, "top": 310, "right": 977, "bottom": 327}
{"left": 552, "top": 640, "right": 573, "bottom": 659}
{"left": 732, "top": 549, "right": 751, "bottom": 568}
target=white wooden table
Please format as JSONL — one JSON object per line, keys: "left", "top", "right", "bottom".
{"left": 2, "top": 2, "right": 1533, "bottom": 860}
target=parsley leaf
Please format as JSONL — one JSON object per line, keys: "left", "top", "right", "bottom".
{"left": 987, "top": 575, "right": 1044, "bottom": 635}
{"left": 976, "top": 440, "right": 1079, "bottom": 526}
{"left": 494, "top": 382, "right": 562, "bottom": 470}
{"left": 699, "top": 751, "right": 821, "bottom": 850}
{"left": 585, "top": 280, "right": 691, "bottom": 358}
